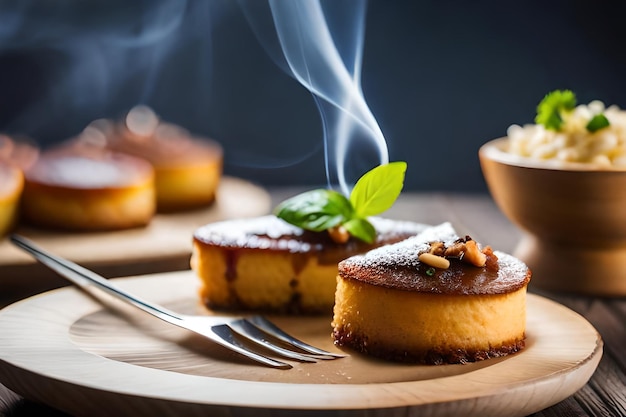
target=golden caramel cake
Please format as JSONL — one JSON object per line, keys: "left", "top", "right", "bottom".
{"left": 0, "top": 135, "right": 39, "bottom": 236}
{"left": 21, "top": 150, "right": 155, "bottom": 231}
{"left": 332, "top": 222, "right": 531, "bottom": 364}
{"left": 0, "top": 162, "right": 23, "bottom": 236}
{"left": 102, "top": 106, "right": 223, "bottom": 212}
{"left": 191, "top": 215, "right": 426, "bottom": 314}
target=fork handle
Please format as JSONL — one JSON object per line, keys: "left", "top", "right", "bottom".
{"left": 10, "top": 234, "right": 183, "bottom": 324}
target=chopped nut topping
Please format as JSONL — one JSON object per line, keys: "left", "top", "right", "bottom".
{"left": 423, "top": 235, "right": 494, "bottom": 268}
{"left": 482, "top": 245, "right": 499, "bottom": 269}
{"left": 443, "top": 241, "right": 466, "bottom": 258}
{"left": 428, "top": 241, "right": 445, "bottom": 256}
{"left": 418, "top": 252, "right": 450, "bottom": 269}
{"left": 463, "top": 240, "right": 487, "bottom": 267}
{"left": 328, "top": 225, "right": 350, "bottom": 244}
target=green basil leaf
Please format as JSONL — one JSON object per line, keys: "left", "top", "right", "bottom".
{"left": 350, "top": 161, "right": 407, "bottom": 218}
{"left": 274, "top": 189, "right": 353, "bottom": 232}
{"left": 586, "top": 113, "right": 610, "bottom": 132}
{"left": 343, "top": 218, "right": 376, "bottom": 244}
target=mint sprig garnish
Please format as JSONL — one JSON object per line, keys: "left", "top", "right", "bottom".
{"left": 273, "top": 189, "right": 352, "bottom": 232}
{"left": 274, "top": 161, "right": 407, "bottom": 244}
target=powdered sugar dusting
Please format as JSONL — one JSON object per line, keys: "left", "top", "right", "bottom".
{"left": 342, "top": 222, "right": 457, "bottom": 268}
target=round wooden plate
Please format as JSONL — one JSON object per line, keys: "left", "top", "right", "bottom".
{"left": 0, "top": 271, "right": 602, "bottom": 417}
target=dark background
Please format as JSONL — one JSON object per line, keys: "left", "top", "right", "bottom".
{"left": 0, "top": 0, "right": 624, "bottom": 192}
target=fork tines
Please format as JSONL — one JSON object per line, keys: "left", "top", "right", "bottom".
{"left": 229, "top": 317, "right": 345, "bottom": 361}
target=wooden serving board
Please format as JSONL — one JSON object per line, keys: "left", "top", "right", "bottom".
{"left": 0, "top": 271, "right": 603, "bottom": 417}
{"left": 0, "top": 177, "right": 270, "bottom": 303}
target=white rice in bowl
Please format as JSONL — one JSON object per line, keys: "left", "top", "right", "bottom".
{"left": 507, "top": 100, "right": 626, "bottom": 168}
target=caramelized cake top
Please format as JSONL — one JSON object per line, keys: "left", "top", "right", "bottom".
{"left": 338, "top": 222, "right": 531, "bottom": 295}
{"left": 25, "top": 151, "right": 153, "bottom": 190}
{"left": 193, "top": 215, "right": 427, "bottom": 265}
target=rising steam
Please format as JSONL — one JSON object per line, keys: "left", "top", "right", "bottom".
{"left": 240, "top": 0, "right": 389, "bottom": 194}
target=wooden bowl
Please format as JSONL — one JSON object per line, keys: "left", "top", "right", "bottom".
{"left": 479, "top": 137, "right": 626, "bottom": 296}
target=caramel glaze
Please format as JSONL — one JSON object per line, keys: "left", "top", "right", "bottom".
{"left": 338, "top": 222, "right": 531, "bottom": 295}
{"left": 194, "top": 216, "right": 427, "bottom": 314}
{"left": 193, "top": 215, "right": 427, "bottom": 267}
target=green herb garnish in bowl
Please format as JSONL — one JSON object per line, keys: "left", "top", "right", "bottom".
{"left": 535, "top": 89, "right": 610, "bottom": 133}
{"left": 274, "top": 161, "right": 407, "bottom": 244}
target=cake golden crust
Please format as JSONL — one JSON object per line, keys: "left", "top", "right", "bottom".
{"left": 0, "top": 162, "right": 24, "bottom": 236}
{"left": 21, "top": 151, "right": 155, "bottom": 231}
{"left": 191, "top": 215, "right": 427, "bottom": 314}
{"left": 0, "top": 135, "right": 39, "bottom": 235}
{"left": 331, "top": 279, "right": 527, "bottom": 364}
{"left": 332, "top": 222, "right": 531, "bottom": 364}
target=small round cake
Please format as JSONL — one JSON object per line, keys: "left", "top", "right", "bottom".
{"left": 0, "top": 162, "right": 23, "bottom": 236}
{"left": 0, "top": 135, "right": 39, "bottom": 236}
{"left": 332, "top": 222, "right": 531, "bottom": 364}
{"left": 191, "top": 215, "right": 426, "bottom": 314}
{"left": 21, "top": 150, "right": 156, "bottom": 231}
{"left": 103, "top": 106, "right": 223, "bottom": 212}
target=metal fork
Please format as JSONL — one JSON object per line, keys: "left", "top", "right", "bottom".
{"left": 10, "top": 234, "right": 345, "bottom": 369}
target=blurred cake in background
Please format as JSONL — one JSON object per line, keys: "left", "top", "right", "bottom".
{"left": 0, "top": 135, "right": 39, "bottom": 236}
{"left": 0, "top": 161, "right": 23, "bottom": 236}
{"left": 102, "top": 106, "right": 223, "bottom": 212}
{"left": 21, "top": 140, "right": 156, "bottom": 231}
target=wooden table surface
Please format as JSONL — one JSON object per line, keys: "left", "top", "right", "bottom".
{"left": 0, "top": 188, "right": 624, "bottom": 417}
